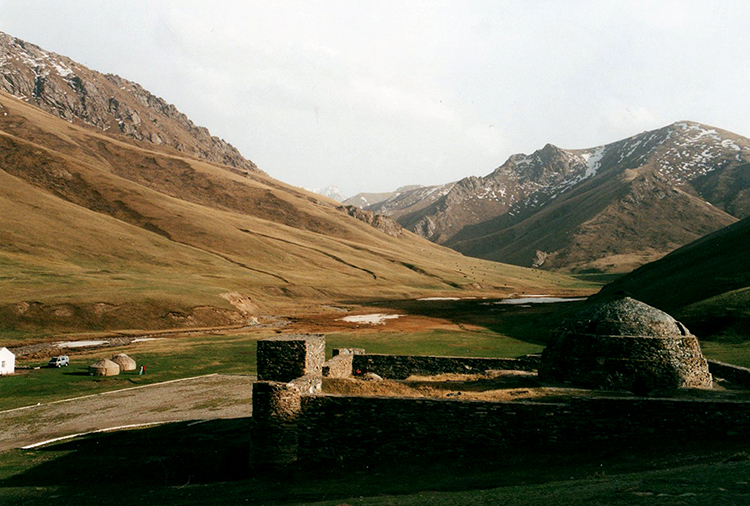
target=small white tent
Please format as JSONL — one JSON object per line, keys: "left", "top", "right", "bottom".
{"left": 0, "top": 347, "right": 15, "bottom": 376}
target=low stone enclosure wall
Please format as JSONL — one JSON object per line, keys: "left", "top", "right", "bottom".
{"left": 350, "top": 353, "right": 540, "bottom": 379}
{"left": 708, "top": 360, "right": 750, "bottom": 388}
{"left": 252, "top": 334, "right": 750, "bottom": 465}
{"left": 298, "top": 395, "right": 750, "bottom": 463}
{"left": 321, "top": 348, "right": 541, "bottom": 380}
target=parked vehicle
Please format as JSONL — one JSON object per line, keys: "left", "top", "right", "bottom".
{"left": 48, "top": 356, "right": 69, "bottom": 368}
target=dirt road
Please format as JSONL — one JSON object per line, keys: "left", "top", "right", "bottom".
{"left": 0, "top": 374, "right": 253, "bottom": 452}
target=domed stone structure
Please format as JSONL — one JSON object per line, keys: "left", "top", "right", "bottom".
{"left": 540, "top": 297, "right": 712, "bottom": 393}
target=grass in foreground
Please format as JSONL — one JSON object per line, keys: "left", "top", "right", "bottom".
{"left": 2, "top": 299, "right": 750, "bottom": 504}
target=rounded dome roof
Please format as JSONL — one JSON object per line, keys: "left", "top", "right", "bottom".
{"left": 559, "top": 297, "right": 690, "bottom": 337}
{"left": 90, "top": 358, "right": 119, "bottom": 368}
{"left": 111, "top": 353, "right": 136, "bottom": 371}
{"left": 540, "top": 297, "right": 712, "bottom": 392}
{"left": 112, "top": 353, "right": 136, "bottom": 363}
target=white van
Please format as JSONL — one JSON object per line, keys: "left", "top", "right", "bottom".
{"left": 48, "top": 356, "right": 70, "bottom": 368}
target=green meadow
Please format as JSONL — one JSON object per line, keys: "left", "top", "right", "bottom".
{"left": 4, "top": 298, "right": 749, "bottom": 412}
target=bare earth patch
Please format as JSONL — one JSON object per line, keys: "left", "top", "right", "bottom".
{"left": 0, "top": 374, "right": 252, "bottom": 452}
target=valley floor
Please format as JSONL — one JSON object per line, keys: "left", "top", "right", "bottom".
{"left": 2, "top": 298, "right": 750, "bottom": 504}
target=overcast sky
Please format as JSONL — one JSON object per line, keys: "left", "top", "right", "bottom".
{"left": 2, "top": 1, "right": 750, "bottom": 197}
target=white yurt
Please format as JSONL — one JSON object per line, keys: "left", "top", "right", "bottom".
{"left": 89, "top": 358, "right": 120, "bottom": 377}
{"left": 111, "top": 353, "right": 137, "bottom": 371}
{"left": 0, "top": 347, "right": 15, "bottom": 376}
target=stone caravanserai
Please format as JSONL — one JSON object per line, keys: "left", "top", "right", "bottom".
{"left": 251, "top": 297, "right": 750, "bottom": 465}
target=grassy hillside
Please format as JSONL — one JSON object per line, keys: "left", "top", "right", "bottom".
{"left": 597, "top": 216, "right": 750, "bottom": 339}
{"left": 0, "top": 92, "right": 593, "bottom": 335}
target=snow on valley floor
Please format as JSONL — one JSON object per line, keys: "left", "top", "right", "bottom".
{"left": 417, "top": 297, "right": 477, "bottom": 301}
{"left": 54, "top": 340, "right": 108, "bottom": 348}
{"left": 482, "top": 296, "right": 587, "bottom": 305}
{"left": 338, "top": 314, "right": 402, "bottom": 325}
{"left": 414, "top": 295, "right": 588, "bottom": 305}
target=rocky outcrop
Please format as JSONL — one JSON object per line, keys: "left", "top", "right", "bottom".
{"left": 0, "top": 30, "right": 260, "bottom": 174}
{"left": 338, "top": 205, "right": 403, "bottom": 237}
{"left": 531, "top": 250, "right": 548, "bottom": 268}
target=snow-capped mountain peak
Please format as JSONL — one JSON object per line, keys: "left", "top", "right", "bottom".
{"left": 308, "top": 185, "right": 347, "bottom": 202}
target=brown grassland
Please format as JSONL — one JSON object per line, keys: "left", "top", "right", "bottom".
{"left": 0, "top": 90, "right": 594, "bottom": 340}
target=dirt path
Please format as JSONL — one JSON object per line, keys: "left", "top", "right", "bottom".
{"left": 0, "top": 374, "right": 253, "bottom": 452}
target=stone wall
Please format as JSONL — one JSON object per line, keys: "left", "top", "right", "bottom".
{"left": 298, "top": 394, "right": 750, "bottom": 462}
{"left": 256, "top": 334, "right": 325, "bottom": 382}
{"left": 541, "top": 333, "right": 712, "bottom": 392}
{"left": 351, "top": 354, "right": 541, "bottom": 380}
{"left": 251, "top": 381, "right": 301, "bottom": 465}
{"left": 709, "top": 360, "right": 750, "bottom": 388}
{"left": 322, "top": 355, "right": 354, "bottom": 379}
{"left": 252, "top": 334, "right": 324, "bottom": 466}
{"left": 322, "top": 348, "right": 365, "bottom": 379}
{"left": 252, "top": 335, "right": 750, "bottom": 466}
{"left": 290, "top": 374, "right": 322, "bottom": 395}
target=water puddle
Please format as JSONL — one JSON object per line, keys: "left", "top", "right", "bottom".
{"left": 482, "top": 296, "right": 587, "bottom": 305}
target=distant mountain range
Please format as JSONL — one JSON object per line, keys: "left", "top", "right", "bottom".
{"left": 0, "top": 30, "right": 259, "bottom": 175}
{"left": 362, "top": 122, "right": 750, "bottom": 273}
{"left": 344, "top": 185, "right": 424, "bottom": 208}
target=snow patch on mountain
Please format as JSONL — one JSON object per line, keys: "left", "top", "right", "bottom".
{"left": 654, "top": 122, "right": 749, "bottom": 184}
{"left": 581, "top": 145, "right": 606, "bottom": 177}
{"left": 374, "top": 183, "right": 454, "bottom": 214}
{"left": 309, "top": 185, "right": 347, "bottom": 202}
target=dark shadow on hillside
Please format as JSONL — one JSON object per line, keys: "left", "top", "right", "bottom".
{"left": 365, "top": 298, "right": 588, "bottom": 346}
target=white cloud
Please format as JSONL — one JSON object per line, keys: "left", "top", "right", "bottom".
{"left": 3, "top": 0, "right": 750, "bottom": 195}
{"left": 604, "top": 107, "right": 662, "bottom": 138}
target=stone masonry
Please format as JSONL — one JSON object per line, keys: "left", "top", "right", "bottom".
{"left": 252, "top": 334, "right": 325, "bottom": 466}
{"left": 350, "top": 354, "right": 540, "bottom": 380}
{"left": 252, "top": 321, "right": 750, "bottom": 465}
{"left": 256, "top": 334, "right": 325, "bottom": 383}
{"left": 541, "top": 298, "right": 712, "bottom": 392}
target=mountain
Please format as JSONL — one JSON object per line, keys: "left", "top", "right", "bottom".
{"left": 309, "top": 185, "right": 347, "bottom": 202}
{"left": 595, "top": 216, "right": 750, "bottom": 340}
{"left": 0, "top": 30, "right": 259, "bottom": 175}
{"left": 0, "top": 88, "right": 589, "bottom": 333}
{"left": 367, "top": 122, "right": 750, "bottom": 273}
{"left": 344, "top": 185, "right": 424, "bottom": 208}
